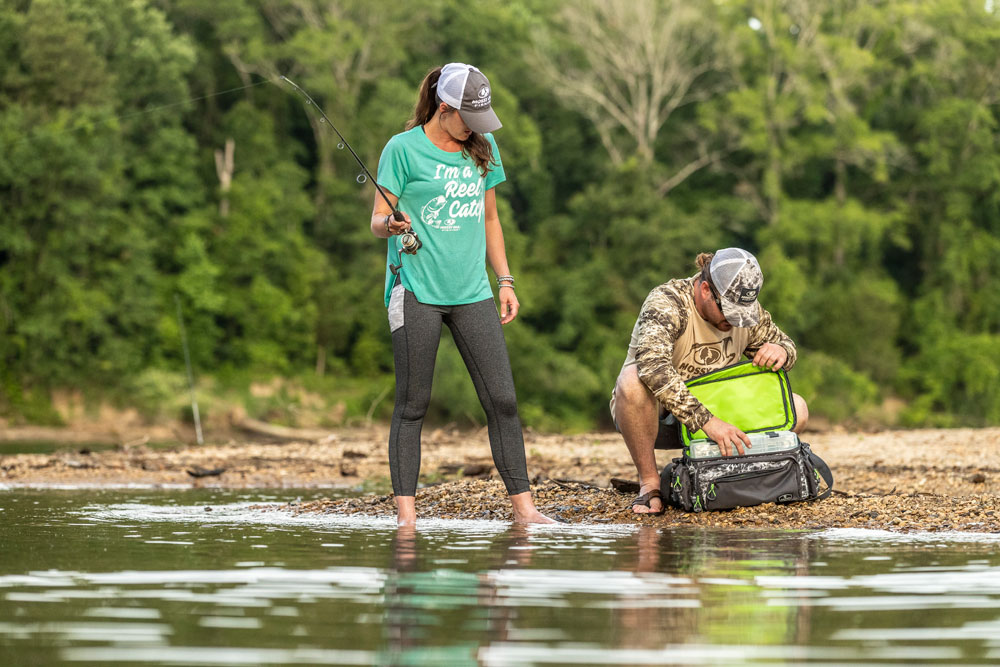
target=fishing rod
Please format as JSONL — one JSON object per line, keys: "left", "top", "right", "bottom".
{"left": 279, "top": 75, "right": 421, "bottom": 256}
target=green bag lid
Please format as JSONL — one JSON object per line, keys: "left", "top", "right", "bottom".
{"left": 681, "top": 361, "right": 796, "bottom": 446}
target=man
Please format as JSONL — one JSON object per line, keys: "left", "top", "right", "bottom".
{"left": 611, "top": 248, "right": 809, "bottom": 515}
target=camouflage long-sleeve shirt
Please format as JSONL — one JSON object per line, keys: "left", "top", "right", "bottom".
{"left": 624, "top": 276, "right": 797, "bottom": 433}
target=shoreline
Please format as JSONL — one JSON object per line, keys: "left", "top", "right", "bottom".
{"left": 2, "top": 426, "right": 999, "bottom": 533}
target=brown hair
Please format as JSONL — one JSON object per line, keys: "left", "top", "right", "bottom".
{"left": 405, "top": 66, "right": 496, "bottom": 177}
{"left": 695, "top": 252, "right": 715, "bottom": 286}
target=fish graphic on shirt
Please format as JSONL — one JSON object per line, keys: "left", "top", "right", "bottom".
{"left": 421, "top": 196, "right": 448, "bottom": 226}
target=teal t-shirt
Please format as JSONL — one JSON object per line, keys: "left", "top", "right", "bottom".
{"left": 376, "top": 126, "right": 506, "bottom": 307}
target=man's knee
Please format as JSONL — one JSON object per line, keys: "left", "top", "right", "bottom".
{"left": 614, "top": 366, "right": 655, "bottom": 409}
{"left": 792, "top": 393, "right": 809, "bottom": 432}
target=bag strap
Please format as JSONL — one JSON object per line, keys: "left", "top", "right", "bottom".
{"left": 807, "top": 450, "right": 834, "bottom": 500}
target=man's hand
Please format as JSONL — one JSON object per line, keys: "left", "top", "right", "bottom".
{"left": 752, "top": 342, "right": 788, "bottom": 370}
{"left": 701, "top": 416, "right": 751, "bottom": 456}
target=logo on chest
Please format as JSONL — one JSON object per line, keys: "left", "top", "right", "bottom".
{"left": 678, "top": 337, "right": 737, "bottom": 376}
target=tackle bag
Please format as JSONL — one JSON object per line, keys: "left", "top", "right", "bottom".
{"left": 660, "top": 361, "right": 833, "bottom": 512}
{"left": 661, "top": 431, "right": 833, "bottom": 512}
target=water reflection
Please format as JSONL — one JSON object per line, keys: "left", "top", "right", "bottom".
{"left": 381, "top": 524, "right": 538, "bottom": 665}
{"left": 2, "top": 491, "right": 1000, "bottom": 665}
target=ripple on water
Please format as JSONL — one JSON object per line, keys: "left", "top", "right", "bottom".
{"left": 3, "top": 495, "right": 1000, "bottom": 666}
{"left": 60, "top": 647, "right": 375, "bottom": 665}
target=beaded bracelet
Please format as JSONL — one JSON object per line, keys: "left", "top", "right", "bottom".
{"left": 496, "top": 274, "right": 514, "bottom": 284}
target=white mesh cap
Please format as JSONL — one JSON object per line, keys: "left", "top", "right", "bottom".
{"left": 709, "top": 248, "right": 764, "bottom": 327}
{"left": 437, "top": 63, "right": 502, "bottom": 134}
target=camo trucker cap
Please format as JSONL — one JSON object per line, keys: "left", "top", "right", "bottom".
{"left": 437, "top": 63, "right": 502, "bottom": 134}
{"left": 709, "top": 248, "right": 763, "bottom": 328}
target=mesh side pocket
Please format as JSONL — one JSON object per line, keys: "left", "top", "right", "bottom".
{"left": 388, "top": 284, "right": 405, "bottom": 333}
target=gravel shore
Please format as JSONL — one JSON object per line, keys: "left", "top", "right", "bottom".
{"left": 2, "top": 426, "right": 998, "bottom": 532}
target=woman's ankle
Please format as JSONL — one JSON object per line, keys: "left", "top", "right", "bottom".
{"left": 395, "top": 495, "right": 416, "bottom": 526}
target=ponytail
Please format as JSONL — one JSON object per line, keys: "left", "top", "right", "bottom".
{"left": 696, "top": 252, "right": 715, "bottom": 285}
{"left": 405, "top": 67, "right": 442, "bottom": 131}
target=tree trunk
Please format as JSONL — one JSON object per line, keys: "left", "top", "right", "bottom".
{"left": 214, "top": 138, "right": 235, "bottom": 218}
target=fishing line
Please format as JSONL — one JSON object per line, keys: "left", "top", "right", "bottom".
{"left": 6, "top": 72, "right": 419, "bottom": 258}
{"left": 279, "top": 75, "right": 422, "bottom": 262}
{"left": 116, "top": 78, "right": 274, "bottom": 122}
{"left": 3, "top": 77, "right": 275, "bottom": 151}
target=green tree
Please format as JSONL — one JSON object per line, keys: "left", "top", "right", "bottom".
{"left": 1, "top": 0, "right": 196, "bottom": 394}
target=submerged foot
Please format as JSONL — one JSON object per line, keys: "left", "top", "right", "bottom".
{"left": 512, "top": 509, "right": 558, "bottom": 524}
{"left": 395, "top": 495, "right": 416, "bottom": 527}
{"left": 509, "top": 491, "right": 558, "bottom": 524}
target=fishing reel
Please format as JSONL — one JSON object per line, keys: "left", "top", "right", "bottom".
{"left": 400, "top": 229, "right": 422, "bottom": 255}
{"left": 388, "top": 210, "right": 421, "bottom": 255}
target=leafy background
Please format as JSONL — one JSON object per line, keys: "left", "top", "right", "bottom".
{"left": 2, "top": 0, "right": 999, "bottom": 432}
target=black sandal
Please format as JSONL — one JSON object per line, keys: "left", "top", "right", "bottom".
{"left": 630, "top": 488, "right": 666, "bottom": 515}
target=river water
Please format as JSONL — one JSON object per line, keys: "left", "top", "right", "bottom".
{"left": 1, "top": 488, "right": 1000, "bottom": 665}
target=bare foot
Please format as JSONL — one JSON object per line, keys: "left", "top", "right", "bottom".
{"left": 631, "top": 483, "right": 664, "bottom": 514}
{"left": 512, "top": 509, "right": 558, "bottom": 524}
{"left": 509, "top": 491, "right": 558, "bottom": 524}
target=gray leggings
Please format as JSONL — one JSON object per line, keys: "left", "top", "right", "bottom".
{"left": 387, "top": 287, "right": 530, "bottom": 497}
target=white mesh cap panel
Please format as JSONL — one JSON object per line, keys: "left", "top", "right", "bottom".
{"left": 437, "top": 63, "right": 473, "bottom": 109}
{"left": 710, "top": 248, "right": 755, "bottom": 293}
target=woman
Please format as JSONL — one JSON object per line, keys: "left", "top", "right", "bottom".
{"left": 370, "top": 63, "right": 553, "bottom": 526}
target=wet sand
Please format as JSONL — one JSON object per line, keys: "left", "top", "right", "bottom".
{"left": 2, "top": 426, "right": 999, "bottom": 532}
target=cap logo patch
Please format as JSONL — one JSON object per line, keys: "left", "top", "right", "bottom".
{"left": 469, "top": 84, "right": 491, "bottom": 109}
{"left": 738, "top": 287, "right": 759, "bottom": 303}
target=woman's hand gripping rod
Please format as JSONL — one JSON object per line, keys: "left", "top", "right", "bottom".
{"left": 279, "top": 76, "right": 421, "bottom": 257}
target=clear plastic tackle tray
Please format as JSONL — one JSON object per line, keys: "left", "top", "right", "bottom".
{"left": 687, "top": 430, "right": 799, "bottom": 460}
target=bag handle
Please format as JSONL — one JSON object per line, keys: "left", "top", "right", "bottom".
{"left": 807, "top": 450, "right": 834, "bottom": 500}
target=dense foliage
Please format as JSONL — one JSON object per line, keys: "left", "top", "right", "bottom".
{"left": 2, "top": 0, "right": 999, "bottom": 431}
